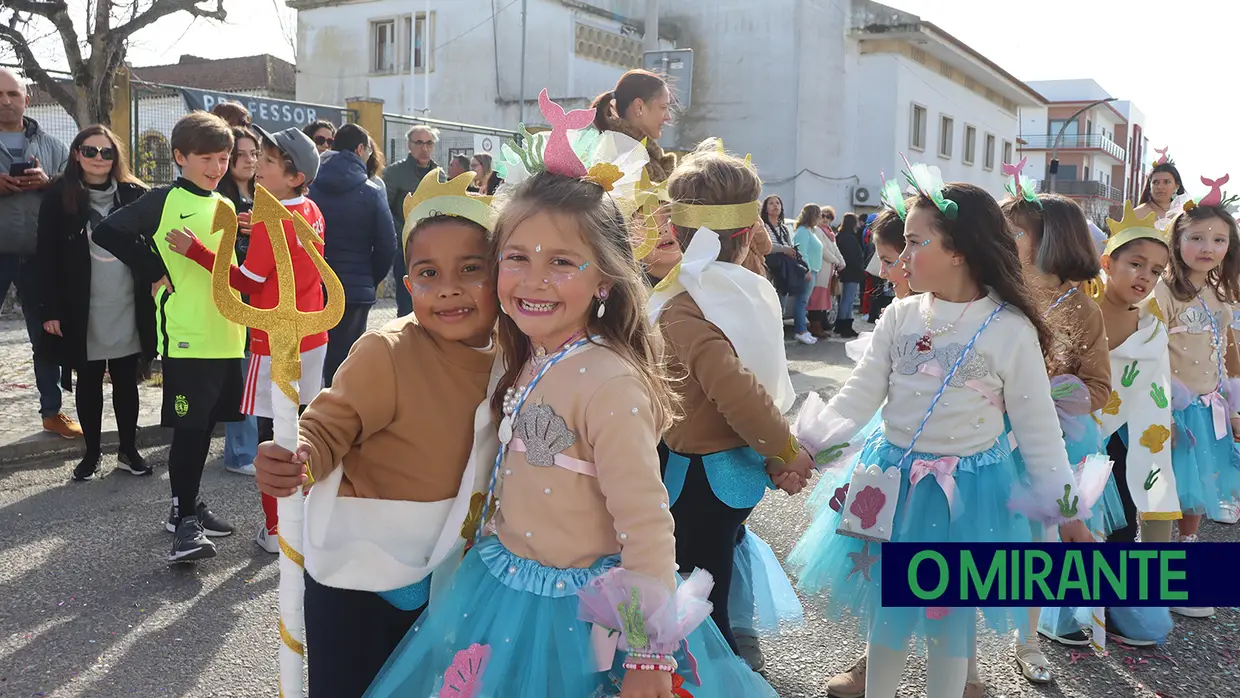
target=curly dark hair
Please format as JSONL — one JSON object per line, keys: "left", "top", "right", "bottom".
{"left": 911, "top": 183, "right": 1055, "bottom": 365}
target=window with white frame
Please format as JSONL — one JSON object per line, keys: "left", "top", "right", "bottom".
{"left": 939, "top": 115, "right": 954, "bottom": 158}
{"left": 911, "top": 104, "right": 927, "bottom": 151}
{"left": 371, "top": 19, "right": 397, "bottom": 74}
{"left": 373, "top": 14, "right": 432, "bottom": 75}
{"left": 1002, "top": 140, "right": 1013, "bottom": 165}
{"left": 963, "top": 125, "right": 977, "bottom": 165}
{"left": 983, "top": 133, "right": 996, "bottom": 170}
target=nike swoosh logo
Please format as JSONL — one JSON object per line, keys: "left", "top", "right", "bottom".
{"left": 179, "top": 213, "right": 194, "bottom": 220}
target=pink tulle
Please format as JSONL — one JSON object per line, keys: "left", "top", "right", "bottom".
{"left": 576, "top": 568, "right": 714, "bottom": 654}
{"left": 792, "top": 392, "right": 861, "bottom": 471}
{"left": 1007, "top": 454, "right": 1112, "bottom": 524}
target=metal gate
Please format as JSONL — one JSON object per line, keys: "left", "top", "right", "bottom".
{"left": 382, "top": 114, "right": 517, "bottom": 172}
{"left": 129, "top": 81, "right": 358, "bottom": 187}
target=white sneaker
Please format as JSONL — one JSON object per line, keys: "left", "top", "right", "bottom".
{"left": 794, "top": 331, "right": 818, "bottom": 345}
{"left": 225, "top": 463, "right": 257, "bottom": 476}
{"left": 1213, "top": 500, "right": 1240, "bottom": 524}
{"left": 255, "top": 525, "right": 280, "bottom": 554}
{"left": 1170, "top": 606, "right": 1215, "bottom": 618}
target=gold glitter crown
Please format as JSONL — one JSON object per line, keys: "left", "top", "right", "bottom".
{"left": 1103, "top": 201, "right": 1169, "bottom": 257}
{"left": 402, "top": 168, "right": 497, "bottom": 247}
{"left": 667, "top": 139, "right": 760, "bottom": 231}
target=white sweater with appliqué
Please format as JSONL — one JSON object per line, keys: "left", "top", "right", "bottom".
{"left": 825, "top": 293, "right": 1080, "bottom": 520}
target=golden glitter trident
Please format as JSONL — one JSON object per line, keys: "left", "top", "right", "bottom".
{"left": 210, "top": 186, "right": 345, "bottom": 404}
{"left": 210, "top": 184, "right": 344, "bottom": 697}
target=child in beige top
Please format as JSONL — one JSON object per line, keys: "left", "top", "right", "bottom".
{"left": 364, "top": 93, "right": 778, "bottom": 698}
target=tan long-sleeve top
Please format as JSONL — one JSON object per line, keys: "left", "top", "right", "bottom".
{"left": 658, "top": 294, "right": 795, "bottom": 459}
{"left": 1049, "top": 283, "right": 1112, "bottom": 412}
{"left": 1154, "top": 279, "right": 1240, "bottom": 396}
{"left": 298, "top": 317, "right": 496, "bottom": 501}
{"left": 493, "top": 344, "right": 677, "bottom": 591}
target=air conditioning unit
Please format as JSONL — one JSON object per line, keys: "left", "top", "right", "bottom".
{"left": 852, "top": 184, "right": 880, "bottom": 207}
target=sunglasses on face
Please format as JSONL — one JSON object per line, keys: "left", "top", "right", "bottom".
{"left": 410, "top": 139, "right": 434, "bottom": 147}
{"left": 313, "top": 136, "right": 334, "bottom": 147}
{"left": 78, "top": 145, "right": 116, "bottom": 161}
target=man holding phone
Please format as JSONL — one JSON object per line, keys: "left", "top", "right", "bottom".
{"left": 0, "top": 68, "right": 77, "bottom": 439}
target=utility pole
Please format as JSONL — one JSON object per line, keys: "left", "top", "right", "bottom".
{"left": 519, "top": 0, "right": 528, "bottom": 124}
{"left": 1048, "top": 96, "right": 1118, "bottom": 194}
{"left": 646, "top": 0, "right": 660, "bottom": 51}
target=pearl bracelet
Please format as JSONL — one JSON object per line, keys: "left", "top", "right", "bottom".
{"left": 622, "top": 661, "right": 676, "bottom": 673}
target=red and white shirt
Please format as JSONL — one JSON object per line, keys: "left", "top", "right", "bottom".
{"left": 186, "top": 196, "right": 328, "bottom": 355}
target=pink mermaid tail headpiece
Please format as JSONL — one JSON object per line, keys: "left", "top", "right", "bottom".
{"left": 538, "top": 89, "right": 595, "bottom": 178}
{"left": 1199, "top": 174, "right": 1230, "bottom": 207}
{"left": 1153, "top": 146, "right": 1170, "bottom": 166}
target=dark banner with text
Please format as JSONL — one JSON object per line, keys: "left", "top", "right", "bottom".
{"left": 879, "top": 543, "right": 1236, "bottom": 607}
{"left": 179, "top": 89, "right": 342, "bottom": 132}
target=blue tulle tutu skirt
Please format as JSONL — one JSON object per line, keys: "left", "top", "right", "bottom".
{"left": 1171, "top": 401, "right": 1240, "bottom": 517}
{"left": 364, "top": 537, "right": 777, "bottom": 698}
{"left": 788, "top": 433, "right": 1033, "bottom": 657}
{"left": 729, "top": 526, "right": 803, "bottom": 636}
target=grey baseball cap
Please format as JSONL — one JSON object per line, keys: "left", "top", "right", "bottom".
{"left": 250, "top": 124, "right": 320, "bottom": 185}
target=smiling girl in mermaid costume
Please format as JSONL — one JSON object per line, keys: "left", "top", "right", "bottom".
{"left": 788, "top": 167, "right": 1095, "bottom": 698}
{"left": 365, "top": 91, "right": 777, "bottom": 698}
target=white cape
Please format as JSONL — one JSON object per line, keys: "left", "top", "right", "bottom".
{"left": 649, "top": 227, "right": 795, "bottom": 413}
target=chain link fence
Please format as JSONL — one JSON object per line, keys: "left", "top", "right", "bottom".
{"left": 382, "top": 114, "right": 517, "bottom": 174}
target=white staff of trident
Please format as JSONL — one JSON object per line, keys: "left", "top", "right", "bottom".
{"left": 210, "top": 186, "right": 345, "bottom": 696}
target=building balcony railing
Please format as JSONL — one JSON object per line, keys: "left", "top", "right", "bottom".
{"left": 1018, "top": 134, "right": 1127, "bottom": 162}
{"left": 1038, "top": 179, "right": 1124, "bottom": 203}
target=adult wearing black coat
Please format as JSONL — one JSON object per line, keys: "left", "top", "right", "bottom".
{"left": 309, "top": 123, "right": 397, "bottom": 386}
{"left": 36, "top": 125, "right": 156, "bottom": 481}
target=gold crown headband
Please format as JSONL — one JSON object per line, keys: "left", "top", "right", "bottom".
{"left": 1103, "top": 201, "right": 1168, "bottom": 257}
{"left": 669, "top": 200, "right": 761, "bottom": 230}
{"left": 402, "top": 168, "right": 497, "bottom": 247}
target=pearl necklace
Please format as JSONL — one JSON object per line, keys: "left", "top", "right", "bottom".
{"left": 916, "top": 294, "right": 981, "bottom": 352}
{"left": 529, "top": 330, "right": 586, "bottom": 371}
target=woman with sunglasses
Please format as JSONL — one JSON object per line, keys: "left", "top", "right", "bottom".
{"left": 36, "top": 125, "right": 155, "bottom": 482}
{"left": 304, "top": 120, "right": 336, "bottom": 153}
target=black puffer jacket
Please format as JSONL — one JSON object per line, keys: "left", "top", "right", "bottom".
{"left": 310, "top": 151, "right": 398, "bottom": 305}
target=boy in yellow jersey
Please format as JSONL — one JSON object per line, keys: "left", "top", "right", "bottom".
{"left": 94, "top": 112, "right": 247, "bottom": 563}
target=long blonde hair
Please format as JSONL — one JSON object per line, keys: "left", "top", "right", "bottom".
{"left": 489, "top": 173, "right": 677, "bottom": 431}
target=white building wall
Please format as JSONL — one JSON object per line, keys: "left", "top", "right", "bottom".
{"left": 295, "top": 0, "right": 667, "bottom": 129}
{"left": 885, "top": 54, "right": 1019, "bottom": 199}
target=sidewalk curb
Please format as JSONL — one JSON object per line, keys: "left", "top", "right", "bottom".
{"left": 0, "top": 422, "right": 225, "bottom": 467}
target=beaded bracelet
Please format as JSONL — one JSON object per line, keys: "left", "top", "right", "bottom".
{"left": 627, "top": 651, "right": 675, "bottom": 662}
{"left": 622, "top": 662, "right": 676, "bottom": 673}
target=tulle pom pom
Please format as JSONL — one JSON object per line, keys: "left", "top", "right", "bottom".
{"left": 1008, "top": 454, "right": 1112, "bottom": 524}
{"left": 1170, "top": 378, "right": 1196, "bottom": 411}
{"left": 793, "top": 392, "right": 862, "bottom": 472}
{"left": 576, "top": 567, "right": 714, "bottom": 654}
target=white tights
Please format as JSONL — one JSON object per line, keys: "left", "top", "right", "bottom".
{"left": 865, "top": 642, "right": 970, "bottom": 698}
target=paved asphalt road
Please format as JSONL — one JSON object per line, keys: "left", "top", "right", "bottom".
{"left": 2, "top": 332, "right": 1238, "bottom": 697}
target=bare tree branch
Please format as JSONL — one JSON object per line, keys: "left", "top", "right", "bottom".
{"left": 0, "top": 1, "right": 66, "bottom": 17}
{"left": 113, "top": 0, "right": 225, "bottom": 40}
{"left": 0, "top": 21, "right": 77, "bottom": 114}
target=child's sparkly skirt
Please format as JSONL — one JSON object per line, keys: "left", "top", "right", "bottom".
{"left": 788, "top": 433, "right": 1032, "bottom": 657}
{"left": 364, "top": 537, "right": 778, "bottom": 698}
{"left": 1171, "top": 400, "right": 1240, "bottom": 517}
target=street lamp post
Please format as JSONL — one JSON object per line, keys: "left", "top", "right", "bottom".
{"left": 1048, "top": 96, "right": 1118, "bottom": 194}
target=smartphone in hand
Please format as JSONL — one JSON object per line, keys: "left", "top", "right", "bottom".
{"left": 8, "top": 162, "right": 32, "bottom": 177}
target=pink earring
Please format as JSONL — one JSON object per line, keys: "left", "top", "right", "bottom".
{"left": 597, "top": 288, "right": 609, "bottom": 318}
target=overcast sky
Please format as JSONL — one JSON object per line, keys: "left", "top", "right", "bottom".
{"left": 12, "top": 0, "right": 1232, "bottom": 192}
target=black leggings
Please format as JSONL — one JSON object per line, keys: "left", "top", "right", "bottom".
{"left": 1106, "top": 433, "right": 1140, "bottom": 543}
{"left": 662, "top": 447, "right": 753, "bottom": 654}
{"left": 168, "top": 422, "right": 216, "bottom": 514}
{"left": 304, "top": 571, "right": 424, "bottom": 697}
{"left": 75, "top": 353, "right": 141, "bottom": 455}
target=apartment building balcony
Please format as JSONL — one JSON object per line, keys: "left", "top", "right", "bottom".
{"left": 1018, "top": 134, "right": 1127, "bottom": 162}
{"left": 1038, "top": 179, "right": 1124, "bottom": 203}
